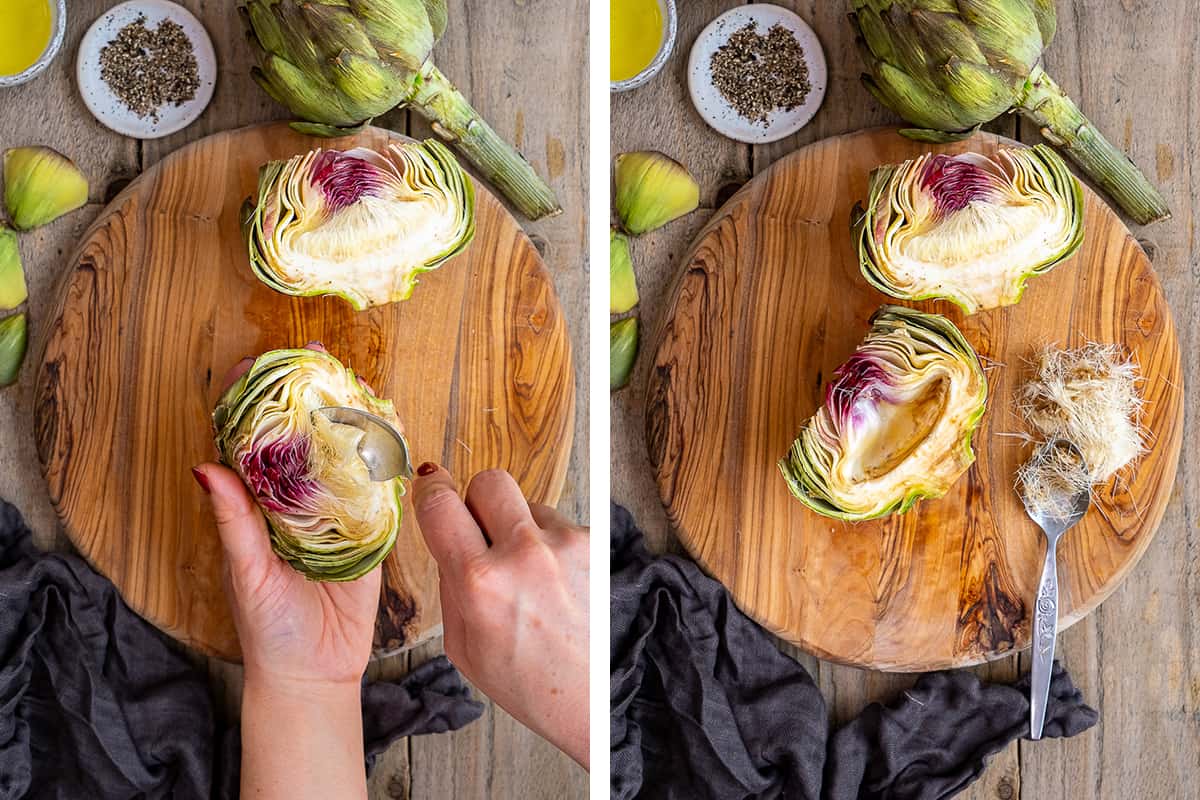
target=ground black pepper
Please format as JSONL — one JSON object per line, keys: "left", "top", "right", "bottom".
{"left": 99, "top": 15, "right": 200, "bottom": 122}
{"left": 710, "top": 21, "right": 811, "bottom": 126}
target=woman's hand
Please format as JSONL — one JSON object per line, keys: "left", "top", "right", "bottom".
{"left": 192, "top": 347, "right": 376, "bottom": 800}
{"left": 412, "top": 464, "right": 589, "bottom": 768}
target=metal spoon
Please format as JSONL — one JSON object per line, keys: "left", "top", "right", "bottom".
{"left": 1020, "top": 438, "right": 1091, "bottom": 740}
{"left": 316, "top": 406, "right": 413, "bottom": 482}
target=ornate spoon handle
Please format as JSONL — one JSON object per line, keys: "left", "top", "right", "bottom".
{"left": 1030, "top": 538, "right": 1059, "bottom": 740}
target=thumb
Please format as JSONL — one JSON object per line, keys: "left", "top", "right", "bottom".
{"left": 192, "top": 463, "right": 276, "bottom": 575}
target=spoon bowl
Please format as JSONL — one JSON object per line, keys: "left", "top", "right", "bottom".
{"left": 316, "top": 406, "right": 413, "bottom": 483}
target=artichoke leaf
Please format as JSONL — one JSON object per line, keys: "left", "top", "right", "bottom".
{"left": 3, "top": 147, "right": 88, "bottom": 232}
{"left": 0, "top": 227, "right": 27, "bottom": 311}
{"left": 0, "top": 312, "right": 27, "bottom": 388}
{"left": 610, "top": 318, "right": 638, "bottom": 391}
{"left": 610, "top": 230, "right": 638, "bottom": 314}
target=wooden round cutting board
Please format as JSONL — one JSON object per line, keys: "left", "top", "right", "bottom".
{"left": 35, "top": 123, "right": 574, "bottom": 662}
{"left": 646, "top": 128, "right": 1182, "bottom": 672}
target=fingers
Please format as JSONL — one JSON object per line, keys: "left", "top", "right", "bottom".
{"left": 464, "top": 470, "right": 538, "bottom": 546}
{"left": 193, "top": 463, "right": 276, "bottom": 576}
{"left": 412, "top": 464, "right": 489, "bottom": 581}
{"left": 220, "top": 358, "right": 254, "bottom": 393}
{"left": 529, "top": 502, "right": 573, "bottom": 531}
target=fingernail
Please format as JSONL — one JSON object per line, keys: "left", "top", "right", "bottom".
{"left": 416, "top": 462, "right": 439, "bottom": 477}
{"left": 191, "top": 467, "right": 211, "bottom": 494}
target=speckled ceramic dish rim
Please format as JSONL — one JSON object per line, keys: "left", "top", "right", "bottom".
{"left": 0, "top": 0, "right": 67, "bottom": 88}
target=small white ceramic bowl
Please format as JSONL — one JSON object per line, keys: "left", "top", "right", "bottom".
{"left": 688, "top": 4, "right": 827, "bottom": 144}
{"left": 76, "top": 0, "right": 217, "bottom": 139}
{"left": 0, "top": 0, "right": 67, "bottom": 88}
{"left": 611, "top": 0, "right": 678, "bottom": 93}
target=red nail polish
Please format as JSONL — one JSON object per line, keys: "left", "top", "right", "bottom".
{"left": 191, "top": 467, "right": 211, "bottom": 494}
{"left": 417, "top": 462, "right": 439, "bottom": 477}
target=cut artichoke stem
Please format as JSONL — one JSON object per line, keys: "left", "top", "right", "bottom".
{"left": 0, "top": 227, "right": 28, "bottom": 311}
{"left": 778, "top": 306, "right": 987, "bottom": 521}
{"left": 0, "top": 312, "right": 27, "bottom": 388}
{"left": 1016, "top": 67, "right": 1170, "bottom": 226}
{"left": 407, "top": 63, "right": 561, "bottom": 220}
{"left": 213, "top": 348, "right": 406, "bottom": 582}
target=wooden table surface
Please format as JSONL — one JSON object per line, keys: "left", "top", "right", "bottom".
{"left": 613, "top": 3, "right": 1197, "bottom": 798}
{"left": 0, "top": 2, "right": 588, "bottom": 798}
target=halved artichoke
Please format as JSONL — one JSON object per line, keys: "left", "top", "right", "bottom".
{"left": 213, "top": 349, "right": 404, "bottom": 581}
{"left": 855, "top": 145, "right": 1083, "bottom": 314}
{"left": 779, "top": 306, "right": 987, "bottom": 521}
{"left": 245, "top": 139, "right": 475, "bottom": 310}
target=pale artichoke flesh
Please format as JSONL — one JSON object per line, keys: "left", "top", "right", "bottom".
{"left": 779, "top": 306, "right": 987, "bottom": 521}
{"left": 213, "top": 348, "right": 405, "bottom": 581}
{"left": 856, "top": 145, "right": 1083, "bottom": 314}
{"left": 245, "top": 138, "right": 475, "bottom": 310}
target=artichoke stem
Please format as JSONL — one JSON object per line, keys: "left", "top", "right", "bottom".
{"left": 1017, "top": 66, "right": 1170, "bottom": 226}
{"left": 408, "top": 64, "right": 561, "bottom": 220}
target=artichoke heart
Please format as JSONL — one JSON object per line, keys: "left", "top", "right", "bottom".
{"left": 856, "top": 145, "right": 1083, "bottom": 314}
{"left": 779, "top": 306, "right": 987, "bottom": 521}
{"left": 213, "top": 348, "right": 405, "bottom": 581}
{"left": 245, "top": 138, "right": 475, "bottom": 310}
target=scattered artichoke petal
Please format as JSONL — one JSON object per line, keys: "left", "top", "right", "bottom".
{"left": 0, "top": 227, "right": 28, "bottom": 311}
{"left": 778, "top": 306, "right": 987, "bottom": 521}
{"left": 614, "top": 151, "right": 700, "bottom": 236}
{"left": 0, "top": 312, "right": 27, "bottom": 388}
{"left": 610, "top": 317, "right": 638, "bottom": 391}
{"left": 212, "top": 348, "right": 405, "bottom": 582}
{"left": 609, "top": 230, "right": 638, "bottom": 314}
{"left": 854, "top": 144, "right": 1084, "bottom": 314}
{"left": 3, "top": 147, "right": 88, "bottom": 232}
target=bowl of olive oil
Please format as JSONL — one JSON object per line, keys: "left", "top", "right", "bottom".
{"left": 0, "top": 0, "right": 66, "bottom": 87}
{"left": 611, "top": 0, "right": 677, "bottom": 93}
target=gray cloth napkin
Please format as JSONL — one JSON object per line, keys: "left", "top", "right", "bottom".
{"left": 0, "top": 498, "right": 482, "bottom": 799}
{"left": 610, "top": 503, "right": 1099, "bottom": 800}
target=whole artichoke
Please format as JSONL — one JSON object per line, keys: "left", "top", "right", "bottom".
{"left": 240, "top": 0, "right": 559, "bottom": 220}
{"left": 849, "top": 0, "right": 1170, "bottom": 225}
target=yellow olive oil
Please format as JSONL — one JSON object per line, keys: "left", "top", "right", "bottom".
{"left": 611, "top": 0, "right": 663, "bottom": 83}
{"left": 0, "top": 0, "right": 53, "bottom": 76}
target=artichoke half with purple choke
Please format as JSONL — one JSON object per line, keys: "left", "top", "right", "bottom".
{"left": 779, "top": 306, "right": 987, "bottom": 521}
{"left": 245, "top": 139, "right": 474, "bottom": 310}
{"left": 855, "top": 144, "right": 1083, "bottom": 314}
{"left": 213, "top": 348, "right": 405, "bottom": 582}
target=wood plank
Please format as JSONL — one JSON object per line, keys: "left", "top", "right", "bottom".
{"left": 1018, "top": 2, "right": 1199, "bottom": 796}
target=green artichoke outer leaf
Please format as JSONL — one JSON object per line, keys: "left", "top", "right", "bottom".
{"left": 778, "top": 306, "right": 987, "bottom": 521}
{"left": 421, "top": 0, "right": 447, "bottom": 40}
{"left": 0, "top": 312, "right": 27, "bottom": 387}
{"left": 609, "top": 230, "right": 638, "bottom": 314}
{"left": 613, "top": 151, "right": 700, "bottom": 236}
{"left": 3, "top": 147, "right": 88, "bottom": 232}
{"left": 854, "top": 143, "right": 1084, "bottom": 314}
{"left": 350, "top": 0, "right": 436, "bottom": 70}
{"left": 213, "top": 348, "right": 405, "bottom": 582}
{"left": 289, "top": 120, "right": 369, "bottom": 138}
{"left": 610, "top": 317, "right": 639, "bottom": 391}
{"left": 245, "top": 138, "right": 475, "bottom": 310}
{"left": 898, "top": 126, "right": 978, "bottom": 144}
{"left": 0, "top": 227, "right": 28, "bottom": 311}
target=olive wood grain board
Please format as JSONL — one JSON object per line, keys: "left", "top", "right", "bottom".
{"left": 646, "top": 128, "right": 1183, "bottom": 672}
{"left": 34, "top": 123, "right": 575, "bottom": 662}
